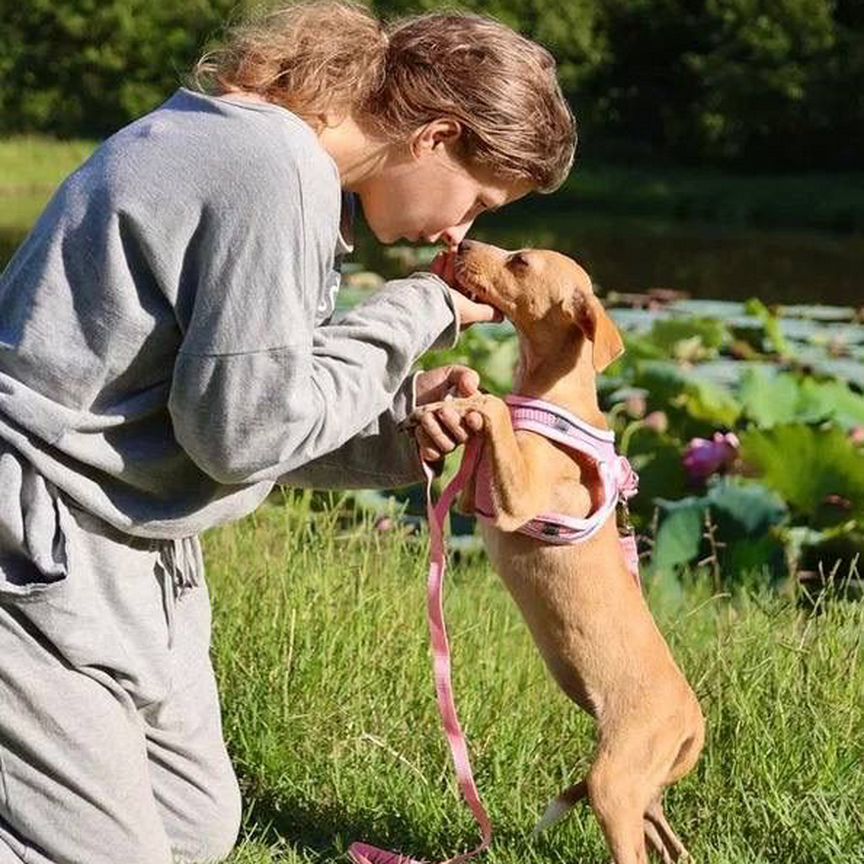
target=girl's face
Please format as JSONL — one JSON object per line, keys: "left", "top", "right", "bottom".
{"left": 354, "top": 120, "right": 532, "bottom": 248}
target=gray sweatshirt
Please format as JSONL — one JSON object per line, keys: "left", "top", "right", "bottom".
{"left": 0, "top": 88, "right": 458, "bottom": 544}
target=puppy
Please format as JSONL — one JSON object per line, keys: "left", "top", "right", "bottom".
{"left": 408, "top": 241, "right": 704, "bottom": 864}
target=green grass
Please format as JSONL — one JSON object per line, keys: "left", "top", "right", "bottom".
{"left": 0, "top": 135, "right": 97, "bottom": 232}
{"left": 0, "top": 135, "right": 97, "bottom": 188}
{"left": 206, "top": 492, "right": 864, "bottom": 863}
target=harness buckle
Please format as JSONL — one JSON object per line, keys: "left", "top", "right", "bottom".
{"left": 616, "top": 500, "right": 635, "bottom": 537}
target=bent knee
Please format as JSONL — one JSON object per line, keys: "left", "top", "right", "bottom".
{"left": 166, "top": 776, "right": 242, "bottom": 863}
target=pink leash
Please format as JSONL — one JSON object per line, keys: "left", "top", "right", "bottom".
{"left": 349, "top": 438, "right": 490, "bottom": 864}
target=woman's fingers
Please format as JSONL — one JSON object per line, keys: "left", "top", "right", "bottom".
{"left": 413, "top": 404, "right": 485, "bottom": 461}
{"left": 415, "top": 426, "right": 446, "bottom": 462}
{"left": 450, "top": 366, "right": 480, "bottom": 396}
{"left": 415, "top": 410, "right": 457, "bottom": 461}
{"left": 436, "top": 405, "right": 469, "bottom": 443}
{"left": 464, "top": 410, "right": 484, "bottom": 432}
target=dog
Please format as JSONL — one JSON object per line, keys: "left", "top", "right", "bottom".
{"left": 406, "top": 240, "right": 705, "bottom": 864}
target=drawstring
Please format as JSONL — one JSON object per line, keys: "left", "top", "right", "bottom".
{"left": 158, "top": 537, "right": 201, "bottom": 649}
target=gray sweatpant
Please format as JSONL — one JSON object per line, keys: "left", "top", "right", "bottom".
{"left": 0, "top": 500, "right": 240, "bottom": 863}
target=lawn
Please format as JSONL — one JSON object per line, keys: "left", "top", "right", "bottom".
{"left": 0, "top": 135, "right": 97, "bottom": 233}
{"left": 207, "top": 492, "right": 864, "bottom": 864}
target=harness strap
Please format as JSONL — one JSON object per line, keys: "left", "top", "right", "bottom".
{"left": 504, "top": 396, "right": 639, "bottom": 576}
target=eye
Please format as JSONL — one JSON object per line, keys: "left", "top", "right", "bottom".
{"left": 472, "top": 199, "right": 489, "bottom": 217}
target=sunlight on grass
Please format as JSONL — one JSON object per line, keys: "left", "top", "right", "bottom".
{"left": 0, "top": 136, "right": 97, "bottom": 233}
{"left": 205, "top": 493, "right": 864, "bottom": 864}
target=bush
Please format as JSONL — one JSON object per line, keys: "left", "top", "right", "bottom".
{"left": 2, "top": 0, "right": 862, "bottom": 167}
{"left": 0, "top": 0, "right": 244, "bottom": 138}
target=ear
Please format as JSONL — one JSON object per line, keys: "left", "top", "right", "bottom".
{"left": 412, "top": 118, "right": 463, "bottom": 158}
{"left": 575, "top": 294, "right": 625, "bottom": 372}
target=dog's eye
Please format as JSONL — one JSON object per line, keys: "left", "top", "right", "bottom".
{"left": 508, "top": 253, "right": 530, "bottom": 269}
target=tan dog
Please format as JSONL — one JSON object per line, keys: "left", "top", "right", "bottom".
{"left": 408, "top": 241, "right": 705, "bottom": 864}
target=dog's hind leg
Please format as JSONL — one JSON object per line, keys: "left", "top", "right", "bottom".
{"left": 643, "top": 818, "right": 673, "bottom": 864}
{"left": 645, "top": 798, "right": 690, "bottom": 861}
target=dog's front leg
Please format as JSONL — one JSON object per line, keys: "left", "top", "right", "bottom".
{"left": 407, "top": 395, "right": 548, "bottom": 532}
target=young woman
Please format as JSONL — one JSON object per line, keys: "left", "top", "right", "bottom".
{"left": 0, "top": 2, "right": 575, "bottom": 861}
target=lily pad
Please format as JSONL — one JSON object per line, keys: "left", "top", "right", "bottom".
{"left": 739, "top": 367, "right": 804, "bottom": 427}
{"left": 778, "top": 304, "right": 858, "bottom": 322}
{"left": 651, "top": 499, "right": 706, "bottom": 572}
{"left": 609, "top": 308, "right": 664, "bottom": 333}
{"left": 669, "top": 299, "right": 747, "bottom": 318}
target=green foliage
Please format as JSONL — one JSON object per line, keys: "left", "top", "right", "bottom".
{"left": 373, "top": 0, "right": 607, "bottom": 93}
{"left": 739, "top": 367, "right": 864, "bottom": 430}
{"left": 652, "top": 480, "right": 788, "bottom": 582}
{"left": 589, "top": 0, "right": 860, "bottom": 168}
{"left": 683, "top": 0, "right": 839, "bottom": 165}
{"left": 0, "top": 0, "right": 243, "bottom": 138}
{"left": 419, "top": 296, "right": 864, "bottom": 587}
{"left": 652, "top": 497, "right": 706, "bottom": 573}
{"left": 416, "top": 327, "right": 519, "bottom": 396}
{"left": 631, "top": 360, "right": 743, "bottom": 434}
{"left": 647, "top": 317, "right": 728, "bottom": 361}
{"left": 739, "top": 424, "right": 864, "bottom": 526}
{"left": 744, "top": 298, "right": 792, "bottom": 357}
{"left": 1, "top": 0, "right": 862, "bottom": 168}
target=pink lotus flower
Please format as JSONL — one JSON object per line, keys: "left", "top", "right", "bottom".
{"left": 644, "top": 411, "right": 669, "bottom": 434}
{"left": 624, "top": 394, "right": 647, "bottom": 419}
{"left": 682, "top": 432, "right": 740, "bottom": 481}
{"left": 851, "top": 426, "right": 864, "bottom": 446}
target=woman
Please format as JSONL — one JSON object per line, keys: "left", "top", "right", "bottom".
{"left": 0, "top": 2, "right": 575, "bottom": 861}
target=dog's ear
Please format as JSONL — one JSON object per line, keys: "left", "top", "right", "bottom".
{"left": 574, "top": 294, "right": 625, "bottom": 372}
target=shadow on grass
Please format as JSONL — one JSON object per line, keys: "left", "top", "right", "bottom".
{"left": 239, "top": 781, "right": 570, "bottom": 862}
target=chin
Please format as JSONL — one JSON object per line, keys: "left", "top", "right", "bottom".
{"left": 379, "top": 229, "right": 404, "bottom": 245}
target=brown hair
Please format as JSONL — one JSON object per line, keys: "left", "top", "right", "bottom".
{"left": 193, "top": 1, "right": 576, "bottom": 192}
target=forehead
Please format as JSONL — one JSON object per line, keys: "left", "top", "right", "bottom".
{"left": 521, "top": 249, "right": 593, "bottom": 286}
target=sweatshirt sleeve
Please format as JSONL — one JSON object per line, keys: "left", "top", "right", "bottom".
{"left": 167, "top": 150, "right": 457, "bottom": 486}
{"left": 275, "top": 371, "right": 427, "bottom": 489}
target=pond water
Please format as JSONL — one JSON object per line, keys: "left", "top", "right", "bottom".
{"left": 3, "top": 204, "right": 862, "bottom": 306}
{"left": 356, "top": 208, "right": 864, "bottom": 307}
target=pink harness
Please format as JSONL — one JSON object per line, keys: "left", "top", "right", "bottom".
{"left": 349, "top": 395, "right": 640, "bottom": 864}
{"left": 474, "top": 395, "right": 640, "bottom": 578}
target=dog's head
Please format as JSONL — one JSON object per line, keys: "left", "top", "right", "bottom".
{"left": 453, "top": 240, "right": 624, "bottom": 372}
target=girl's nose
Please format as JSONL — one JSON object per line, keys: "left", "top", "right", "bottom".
{"left": 439, "top": 222, "right": 473, "bottom": 251}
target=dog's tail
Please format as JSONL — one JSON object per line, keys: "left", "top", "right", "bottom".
{"left": 532, "top": 779, "right": 588, "bottom": 837}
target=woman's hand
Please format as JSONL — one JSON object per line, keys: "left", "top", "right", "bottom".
{"left": 430, "top": 251, "right": 503, "bottom": 330}
{"left": 413, "top": 365, "right": 484, "bottom": 462}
